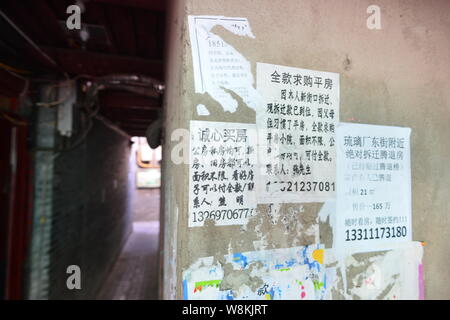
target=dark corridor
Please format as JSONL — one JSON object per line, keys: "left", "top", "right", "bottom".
{"left": 0, "top": 0, "right": 166, "bottom": 300}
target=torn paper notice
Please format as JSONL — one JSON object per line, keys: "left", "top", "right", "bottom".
{"left": 255, "top": 62, "right": 340, "bottom": 203}
{"left": 188, "top": 121, "right": 257, "bottom": 227}
{"left": 335, "top": 123, "right": 412, "bottom": 254}
{"left": 188, "top": 15, "right": 261, "bottom": 113}
{"left": 183, "top": 244, "right": 331, "bottom": 300}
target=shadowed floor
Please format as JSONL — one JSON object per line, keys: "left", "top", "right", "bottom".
{"left": 97, "top": 188, "right": 160, "bottom": 300}
{"left": 97, "top": 221, "right": 159, "bottom": 300}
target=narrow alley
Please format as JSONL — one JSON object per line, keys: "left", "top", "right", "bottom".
{"left": 97, "top": 189, "right": 160, "bottom": 300}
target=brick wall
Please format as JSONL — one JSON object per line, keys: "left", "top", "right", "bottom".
{"left": 49, "top": 119, "right": 132, "bottom": 299}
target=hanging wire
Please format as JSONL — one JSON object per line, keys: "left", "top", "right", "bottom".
{"left": 0, "top": 62, "right": 31, "bottom": 75}
{"left": 0, "top": 112, "right": 28, "bottom": 126}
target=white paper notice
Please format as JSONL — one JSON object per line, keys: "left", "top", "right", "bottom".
{"left": 335, "top": 123, "right": 412, "bottom": 254}
{"left": 188, "top": 16, "right": 261, "bottom": 112}
{"left": 189, "top": 121, "right": 257, "bottom": 227}
{"left": 256, "top": 63, "right": 340, "bottom": 203}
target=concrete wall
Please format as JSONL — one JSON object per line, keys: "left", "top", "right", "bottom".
{"left": 162, "top": 0, "right": 450, "bottom": 299}
{"left": 160, "top": 0, "right": 186, "bottom": 299}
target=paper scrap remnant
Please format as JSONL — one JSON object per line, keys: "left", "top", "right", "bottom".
{"left": 256, "top": 62, "right": 340, "bottom": 203}
{"left": 196, "top": 104, "right": 210, "bottom": 116}
{"left": 189, "top": 120, "right": 257, "bottom": 227}
{"left": 418, "top": 263, "right": 424, "bottom": 300}
{"left": 183, "top": 244, "right": 331, "bottom": 300}
{"left": 188, "top": 16, "right": 261, "bottom": 112}
{"left": 335, "top": 123, "right": 412, "bottom": 254}
{"left": 342, "top": 241, "right": 423, "bottom": 299}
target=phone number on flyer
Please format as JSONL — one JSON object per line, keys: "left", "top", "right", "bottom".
{"left": 191, "top": 208, "right": 256, "bottom": 223}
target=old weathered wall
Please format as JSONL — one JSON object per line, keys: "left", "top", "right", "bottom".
{"left": 160, "top": 0, "right": 186, "bottom": 299}
{"left": 162, "top": 0, "right": 450, "bottom": 299}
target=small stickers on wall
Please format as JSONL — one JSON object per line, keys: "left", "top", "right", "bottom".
{"left": 182, "top": 244, "right": 329, "bottom": 300}
{"left": 188, "top": 120, "right": 257, "bottom": 227}
{"left": 255, "top": 62, "right": 340, "bottom": 203}
{"left": 335, "top": 123, "right": 412, "bottom": 254}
